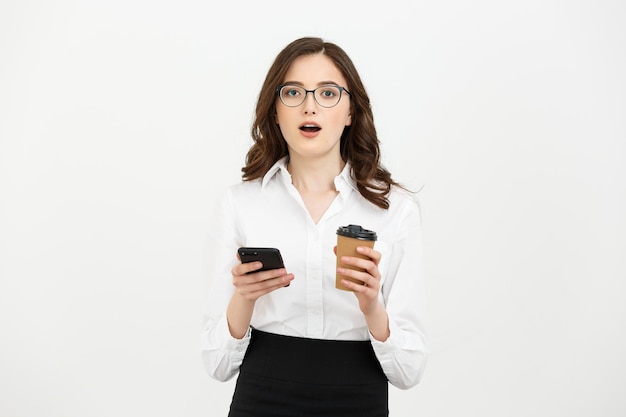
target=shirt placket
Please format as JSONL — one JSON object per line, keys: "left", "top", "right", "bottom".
{"left": 305, "top": 223, "right": 324, "bottom": 338}
{"left": 277, "top": 165, "right": 351, "bottom": 339}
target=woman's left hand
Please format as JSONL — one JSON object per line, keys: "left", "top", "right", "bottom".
{"left": 334, "top": 245, "right": 390, "bottom": 342}
{"left": 335, "top": 245, "right": 383, "bottom": 315}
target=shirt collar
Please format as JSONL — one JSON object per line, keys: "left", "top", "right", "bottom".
{"left": 334, "top": 161, "right": 358, "bottom": 196}
{"left": 261, "top": 156, "right": 289, "bottom": 188}
{"left": 261, "top": 156, "right": 358, "bottom": 195}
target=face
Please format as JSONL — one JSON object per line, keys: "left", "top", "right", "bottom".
{"left": 275, "top": 53, "right": 352, "bottom": 162}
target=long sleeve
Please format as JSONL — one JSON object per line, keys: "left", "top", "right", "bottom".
{"left": 200, "top": 187, "right": 250, "bottom": 382}
{"left": 370, "top": 195, "right": 429, "bottom": 389}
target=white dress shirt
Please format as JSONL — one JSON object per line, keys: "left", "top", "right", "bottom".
{"left": 201, "top": 157, "right": 428, "bottom": 389}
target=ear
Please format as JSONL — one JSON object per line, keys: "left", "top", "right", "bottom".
{"left": 345, "top": 113, "right": 352, "bottom": 126}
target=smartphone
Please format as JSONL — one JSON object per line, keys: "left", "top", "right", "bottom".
{"left": 238, "top": 247, "right": 285, "bottom": 272}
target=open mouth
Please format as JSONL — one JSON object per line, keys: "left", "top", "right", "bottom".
{"left": 299, "top": 124, "right": 321, "bottom": 133}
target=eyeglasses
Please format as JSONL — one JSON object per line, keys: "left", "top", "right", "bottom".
{"left": 277, "top": 84, "right": 351, "bottom": 108}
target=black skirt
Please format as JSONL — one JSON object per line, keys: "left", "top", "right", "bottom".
{"left": 228, "top": 328, "right": 389, "bottom": 417}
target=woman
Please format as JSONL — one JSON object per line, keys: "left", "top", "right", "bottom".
{"left": 201, "top": 36, "right": 428, "bottom": 417}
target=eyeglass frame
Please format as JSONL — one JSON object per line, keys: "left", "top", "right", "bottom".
{"left": 276, "top": 84, "right": 351, "bottom": 108}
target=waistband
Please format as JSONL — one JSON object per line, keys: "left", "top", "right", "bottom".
{"left": 240, "top": 328, "right": 387, "bottom": 386}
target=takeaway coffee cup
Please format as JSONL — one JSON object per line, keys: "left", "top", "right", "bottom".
{"left": 335, "top": 224, "right": 377, "bottom": 291}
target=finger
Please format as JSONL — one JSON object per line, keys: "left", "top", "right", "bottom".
{"left": 234, "top": 269, "right": 288, "bottom": 289}
{"left": 252, "top": 268, "right": 288, "bottom": 281}
{"left": 337, "top": 267, "right": 377, "bottom": 289}
{"left": 341, "top": 278, "right": 375, "bottom": 295}
{"left": 238, "top": 279, "right": 291, "bottom": 301}
{"left": 232, "top": 261, "right": 264, "bottom": 276}
{"left": 356, "top": 246, "right": 381, "bottom": 264}
{"left": 247, "top": 274, "right": 294, "bottom": 295}
{"left": 340, "top": 256, "right": 376, "bottom": 273}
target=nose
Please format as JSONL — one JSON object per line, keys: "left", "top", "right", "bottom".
{"left": 302, "top": 91, "right": 317, "bottom": 114}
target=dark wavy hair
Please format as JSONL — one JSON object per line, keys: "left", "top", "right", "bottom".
{"left": 242, "top": 36, "right": 403, "bottom": 209}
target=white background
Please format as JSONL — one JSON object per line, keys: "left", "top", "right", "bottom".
{"left": 1, "top": 1, "right": 625, "bottom": 416}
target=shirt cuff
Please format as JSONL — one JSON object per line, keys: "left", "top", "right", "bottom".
{"left": 218, "top": 314, "right": 252, "bottom": 352}
{"left": 369, "top": 318, "right": 406, "bottom": 354}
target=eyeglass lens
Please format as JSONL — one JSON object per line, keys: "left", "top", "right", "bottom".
{"left": 279, "top": 85, "right": 344, "bottom": 108}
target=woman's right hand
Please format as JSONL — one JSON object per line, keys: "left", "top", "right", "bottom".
{"left": 226, "top": 258, "right": 293, "bottom": 339}
{"left": 230, "top": 260, "right": 294, "bottom": 302}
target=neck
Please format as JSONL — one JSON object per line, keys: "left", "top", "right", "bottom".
{"left": 287, "top": 155, "right": 345, "bottom": 193}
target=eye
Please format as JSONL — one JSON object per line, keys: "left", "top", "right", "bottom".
{"left": 318, "top": 87, "right": 338, "bottom": 97}
{"left": 283, "top": 86, "right": 302, "bottom": 97}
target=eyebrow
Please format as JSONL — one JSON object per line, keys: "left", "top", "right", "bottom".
{"left": 282, "top": 80, "right": 342, "bottom": 87}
